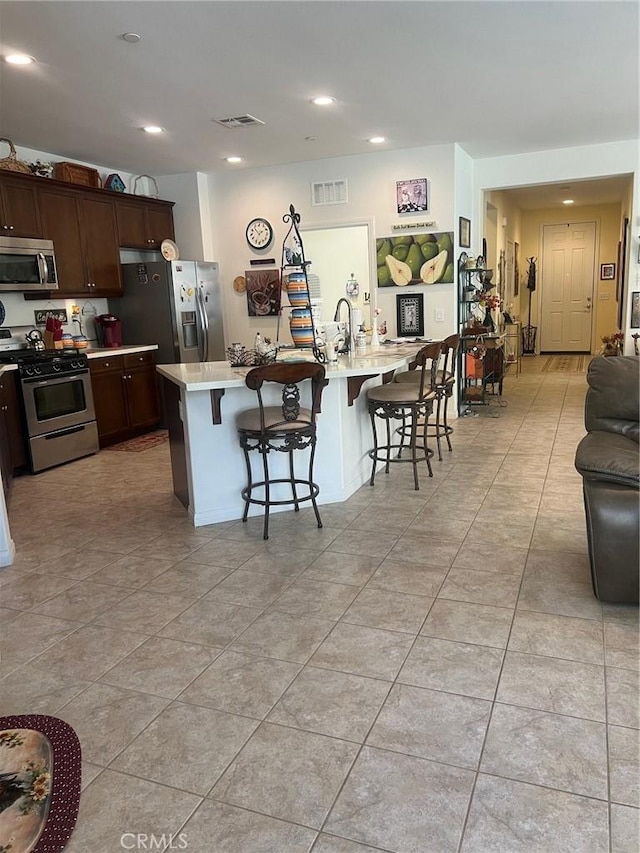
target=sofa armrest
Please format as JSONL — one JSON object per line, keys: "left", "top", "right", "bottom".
{"left": 575, "top": 431, "right": 640, "bottom": 488}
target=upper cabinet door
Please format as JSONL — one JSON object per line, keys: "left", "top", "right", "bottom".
{"left": 145, "top": 205, "right": 175, "bottom": 248}
{"left": 0, "top": 175, "right": 42, "bottom": 237}
{"left": 39, "top": 187, "right": 86, "bottom": 294}
{"left": 115, "top": 201, "right": 147, "bottom": 247}
{"left": 80, "top": 195, "right": 122, "bottom": 297}
{"left": 115, "top": 198, "right": 175, "bottom": 249}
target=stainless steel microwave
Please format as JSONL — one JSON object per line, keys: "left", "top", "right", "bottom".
{"left": 0, "top": 236, "right": 58, "bottom": 291}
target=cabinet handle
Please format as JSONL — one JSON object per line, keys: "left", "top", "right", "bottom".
{"left": 2, "top": 225, "right": 7, "bottom": 230}
{"left": 8, "top": 225, "right": 13, "bottom": 231}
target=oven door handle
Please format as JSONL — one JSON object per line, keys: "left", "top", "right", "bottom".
{"left": 37, "top": 253, "right": 49, "bottom": 284}
{"left": 44, "top": 424, "right": 87, "bottom": 440}
{"left": 22, "top": 373, "right": 87, "bottom": 387}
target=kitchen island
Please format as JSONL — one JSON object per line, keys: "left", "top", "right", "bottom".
{"left": 157, "top": 343, "right": 434, "bottom": 527}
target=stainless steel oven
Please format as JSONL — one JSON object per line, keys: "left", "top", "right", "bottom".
{"left": 18, "top": 352, "right": 99, "bottom": 472}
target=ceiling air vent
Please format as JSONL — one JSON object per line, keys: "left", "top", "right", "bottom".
{"left": 311, "top": 179, "right": 348, "bottom": 206}
{"left": 214, "top": 114, "right": 266, "bottom": 128}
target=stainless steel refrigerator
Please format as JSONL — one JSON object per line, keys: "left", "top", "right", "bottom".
{"left": 119, "top": 261, "right": 225, "bottom": 363}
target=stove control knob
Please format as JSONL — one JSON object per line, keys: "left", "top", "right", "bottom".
{"left": 72, "top": 360, "right": 81, "bottom": 369}
{"left": 34, "top": 366, "right": 42, "bottom": 375}
{"left": 25, "top": 366, "right": 34, "bottom": 376}
{"left": 52, "top": 362, "right": 61, "bottom": 372}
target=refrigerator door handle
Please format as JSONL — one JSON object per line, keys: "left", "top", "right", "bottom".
{"left": 197, "top": 286, "right": 209, "bottom": 362}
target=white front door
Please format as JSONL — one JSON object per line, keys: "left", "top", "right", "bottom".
{"left": 540, "top": 222, "right": 596, "bottom": 352}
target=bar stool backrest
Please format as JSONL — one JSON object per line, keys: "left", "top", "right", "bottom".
{"left": 244, "top": 362, "right": 328, "bottom": 432}
{"left": 440, "top": 333, "right": 460, "bottom": 382}
{"left": 412, "top": 341, "right": 442, "bottom": 400}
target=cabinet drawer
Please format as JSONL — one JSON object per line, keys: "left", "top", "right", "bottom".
{"left": 124, "top": 351, "right": 157, "bottom": 369}
{"left": 89, "top": 355, "right": 124, "bottom": 374}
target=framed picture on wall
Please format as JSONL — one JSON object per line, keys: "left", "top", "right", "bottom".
{"left": 396, "top": 293, "right": 424, "bottom": 337}
{"left": 245, "top": 268, "right": 281, "bottom": 316}
{"left": 396, "top": 178, "right": 428, "bottom": 213}
{"left": 600, "top": 263, "right": 616, "bottom": 280}
{"left": 458, "top": 217, "right": 471, "bottom": 248}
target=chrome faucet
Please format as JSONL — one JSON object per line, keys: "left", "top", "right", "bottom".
{"left": 333, "top": 298, "right": 352, "bottom": 352}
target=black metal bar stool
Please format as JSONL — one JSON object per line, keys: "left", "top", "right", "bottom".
{"left": 366, "top": 341, "right": 441, "bottom": 490}
{"left": 237, "top": 362, "right": 328, "bottom": 540}
{"left": 394, "top": 333, "right": 460, "bottom": 460}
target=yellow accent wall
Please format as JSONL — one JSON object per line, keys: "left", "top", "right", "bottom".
{"left": 520, "top": 204, "right": 622, "bottom": 352}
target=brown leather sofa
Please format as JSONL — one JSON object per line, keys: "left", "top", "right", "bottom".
{"left": 574, "top": 356, "right": 639, "bottom": 604}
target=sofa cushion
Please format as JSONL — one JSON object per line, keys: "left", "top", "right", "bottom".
{"left": 584, "top": 356, "right": 640, "bottom": 443}
{"left": 575, "top": 431, "right": 640, "bottom": 488}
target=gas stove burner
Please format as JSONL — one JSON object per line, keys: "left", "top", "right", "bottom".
{"left": 0, "top": 349, "right": 90, "bottom": 379}
{"left": 0, "top": 349, "right": 84, "bottom": 364}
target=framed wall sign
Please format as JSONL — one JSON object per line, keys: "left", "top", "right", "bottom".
{"left": 396, "top": 178, "right": 428, "bottom": 213}
{"left": 459, "top": 217, "right": 471, "bottom": 248}
{"left": 396, "top": 293, "right": 424, "bottom": 337}
{"left": 600, "top": 263, "right": 616, "bottom": 280}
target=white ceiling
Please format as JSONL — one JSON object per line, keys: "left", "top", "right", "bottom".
{"left": 0, "top": 0, "right": 638, "bottom": 179}
{"left": 497, "top": 175, "right": 634, "bottom": 210}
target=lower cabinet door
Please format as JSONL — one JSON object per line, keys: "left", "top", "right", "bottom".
{"left": 91, "top": 367, "right": 129, "bottom": 445}
{"left": 125, "top": 367, "right": 161, "bottom": 430}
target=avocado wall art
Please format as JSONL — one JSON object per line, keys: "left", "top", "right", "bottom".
{"left": 376, "top": 232, "right": 454, "bottom": 287}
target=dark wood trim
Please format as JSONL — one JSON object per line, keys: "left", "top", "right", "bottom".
{"left": 382, "top": 371, "right": 395, "bottom": 384}
{"left": 347, "top": 374, "right": 376, "bottom": 406}
{"left": 210, "top": 388, "right": 226, "bottom": 424}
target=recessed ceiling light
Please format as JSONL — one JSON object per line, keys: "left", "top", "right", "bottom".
{"left": 311, "top": 96, "right": 335, "bottom": 106}
{"left": 368, "top": 136, "right": 386, "bottom": 144}
{"left": 562, "top": 199, "right": 575, "bottom": 205}
{"left": 225, "top": 156, "right": 243, "bottom": 164}
{"left": 121, "top": 33, "right": 141, "bottom": 44}
{"left": 5, "top": 54, "right": 35, "bottom": 65}
{"left": 143, "top": 126, "right": 164, "bottom": 134}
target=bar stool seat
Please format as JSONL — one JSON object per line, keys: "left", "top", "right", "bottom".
{"left": 237, "top": 362, "right": 327, "bottom": 540}
{"left": 367, "top": 341, "right": 441, "bottom": 490}
{"left": 394, "top": 333, "right": 459, "bottom": 461}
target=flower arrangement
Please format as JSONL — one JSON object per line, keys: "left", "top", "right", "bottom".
{"left": 600, "top": 331, "right": 624, "bottom": 355}
{"left": 478, "top": 291, "right": 501, "bottom": 310}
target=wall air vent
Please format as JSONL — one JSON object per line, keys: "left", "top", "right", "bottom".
{"left": 311, "top": 179, "right": 348, "bottom": 206}
{"left": 214, "top": 114, "right": 266, "bottom": 128}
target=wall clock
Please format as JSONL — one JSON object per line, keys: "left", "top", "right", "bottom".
{"left": 246, "top": 217, "right": 273, "bottom": 250}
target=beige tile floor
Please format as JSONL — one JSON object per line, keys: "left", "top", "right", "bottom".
{"left": 1, "top": 357, "right": 639, "bottom": 853}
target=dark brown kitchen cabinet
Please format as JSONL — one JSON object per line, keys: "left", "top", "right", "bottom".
{"left": 115, "top": 197, "right": 175, "bottom": 249}
{"left": 0, "top": 370, "right": 28, "bottom": 498}
{"left": 80, "top": 195, "right": 122, "bottom": 297}
{"left": 38, "top": 187, "right": 122, "bottom": 297}
{"left": 0, "top": 174, "right": 42, "bottom": 237}
{"left": 90, "top": 351, "right": 160, "bottom": 447}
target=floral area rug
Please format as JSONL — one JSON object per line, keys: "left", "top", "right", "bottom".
{"left": 541, "top": 354, "right": 588, "bottom": 373}
{"left": 0, "top": 716, "right": 81, "bottom": 853}
{"left": 104, "top": 430, "right": 169, "bottom": 453}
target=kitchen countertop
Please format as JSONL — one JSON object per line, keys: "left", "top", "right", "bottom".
{"left": 87, "top": 345, "right": 158, "bottom": 359}
{"left": 157, "top": 343, "right": 429, "bottom": 391}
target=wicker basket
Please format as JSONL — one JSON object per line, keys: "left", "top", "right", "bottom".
{"left": 0, "top": 138, "right": 31, "bottom": 174}
{"left": 53, "top": 162, "right": 101, "bottom": 188}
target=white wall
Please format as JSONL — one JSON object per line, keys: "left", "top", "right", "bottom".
{"left": 301, "top": 224, "right": 370, "bottom": 326}
{"left": 205, "top": 144, "right": 457, "bottom": 347}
